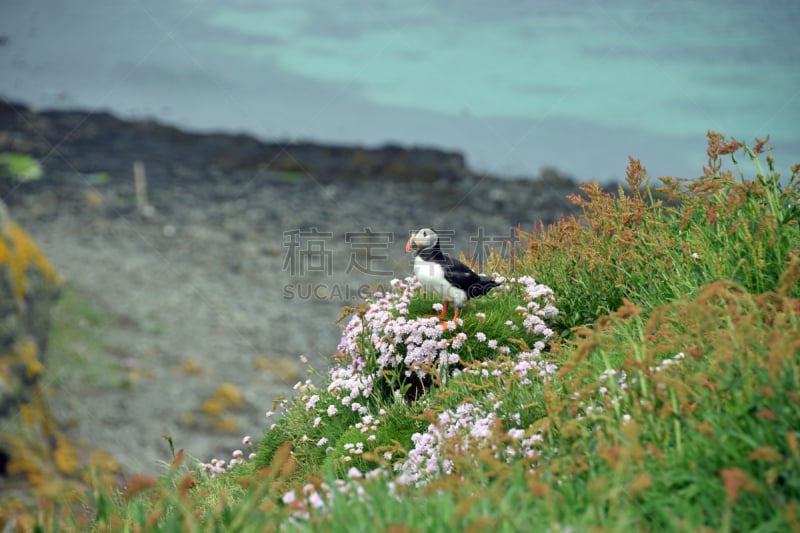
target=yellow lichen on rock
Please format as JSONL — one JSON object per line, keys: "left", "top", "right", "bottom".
{"left": 3, "top": 384, "right": 120, "bottom": 495}
{"left": 0, "top": 221, "right": 63, "bottom": 299}
{"left": 16, "top": 339, "right": 44, "bottom": 379}
{"left": 53, "top": 436, "right": 81, "bottom": 475}
{"left": 213, "top": 416, "right": 240, "bottom": 433}
{"left": 213, "top": 382, "right": 244, "bottom": 408}
{"left": 194, "top": 383, "right": 246, "bottom": 433}
{"left": 0, "top": 340, "right": 43, "bottom": 382}
{"left": 0, "top": 209, "right": 105, "bottom": 516}
{"left": 202, "top": 398, "right": 224, "bottom": 417}
{"left": 0, "top": 341, "right": 43, "bottom": 397}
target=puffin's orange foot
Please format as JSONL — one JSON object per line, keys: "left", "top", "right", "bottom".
{"left": 425, "top": 302, "right": 449, "bottom": 320}
{"left": 441, "top": 309, "right": 461, "bottom": 330}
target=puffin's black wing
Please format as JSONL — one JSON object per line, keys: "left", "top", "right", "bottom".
{"left": 442, "top": 255, "right": 481, "bottom": 289}
{"left": 442, "top": 254, "right": 500, "bottom": 300}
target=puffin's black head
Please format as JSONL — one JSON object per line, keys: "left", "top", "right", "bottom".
{"left": 405, "top": 227, "right": 438, "bottom": 254}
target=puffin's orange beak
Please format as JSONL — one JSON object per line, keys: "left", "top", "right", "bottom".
{"left": 405, "top": 237, "right": 417, "bottom": 253}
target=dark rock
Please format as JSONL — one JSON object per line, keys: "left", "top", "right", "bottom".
{"left": 0, "top": 100, "right": 580, "bottom": 230}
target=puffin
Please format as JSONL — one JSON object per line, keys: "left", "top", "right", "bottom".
{"left": 405, "top": 227, "right": 499, "bottom": 327}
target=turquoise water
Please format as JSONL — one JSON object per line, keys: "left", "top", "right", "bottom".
{"left": 208, "top": 2, "right": 797, "bottom": 139}
{"left": 1, "top": 0, "right": 798, "bottom": 180}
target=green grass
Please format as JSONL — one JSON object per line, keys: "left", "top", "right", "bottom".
{"left": 520, "top": 136, "right": 800, "bottom": 336}
{"left": 6, "top": 133, "right": 799, "bottom": 532}
{"left": 279, "top": 170, "right": 304, "bottom": 183}
{"left": 45, "top": 287, "right": 130, "bottom": 388}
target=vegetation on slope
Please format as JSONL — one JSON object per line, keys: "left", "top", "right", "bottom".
{"left": 3, "top": 133, "right": 798, "bottom": 532}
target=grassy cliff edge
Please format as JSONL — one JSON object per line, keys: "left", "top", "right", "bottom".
{"left": 5, "top": 133, "right": 799, "bottom": 532}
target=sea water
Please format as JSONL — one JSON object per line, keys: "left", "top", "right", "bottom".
{"left": 0, "top": 0, "right": 797, "bottom": 181}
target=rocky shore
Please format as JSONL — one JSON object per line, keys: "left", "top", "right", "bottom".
{"left": 0, "top": 100, "right": 582, "bottom": 475}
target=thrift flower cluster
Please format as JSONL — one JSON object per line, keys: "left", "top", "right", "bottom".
{"left": 330, "top": 275, "right": 559, "bottom": 487}
{"left": 328, "top": 275, "right": 558, "bottom": 409}
{"left": 394, "top": 402, "right": 544, "bottom": 487}
{"left": 281, "top": 468, "right": 390, "bottom": 520}
{"left": 200, "top": 434, "right": 257, "bottom": 477}
{"left": 329, "top": 277, "right": 447, "bottom": 406}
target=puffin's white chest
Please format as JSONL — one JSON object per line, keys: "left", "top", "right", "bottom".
{"left": 414, "top": 256, "right": 467, "bottom": 307}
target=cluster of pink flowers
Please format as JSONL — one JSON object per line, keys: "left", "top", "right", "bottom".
{"left": 328, "top": 275, "right": 558, "bottom": 411}
{"left": 329, "top": 277, "right": 454, "bottom": 408}
{"left": 648, "top": 351, "right": 686, "bottom": 373}
{"left": 511, "top": 275, "right": 559, "bottom": 336}
{"left": 200, "top": 435, "right": 257, "bottom": 477}
{"left": 460, "top": 351, "right": 558, "bottom": 386}
{"left": 394, "top": 402, "right": 544, "bottom": 487}
{"left": 322, "top": 274, "right": 560, "bottom": 487}
{"left": 281, "top": 468, "right": 390, "bottom": 519}
{"left": 282, "top": 482, "right": 330, "bottom": 518}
